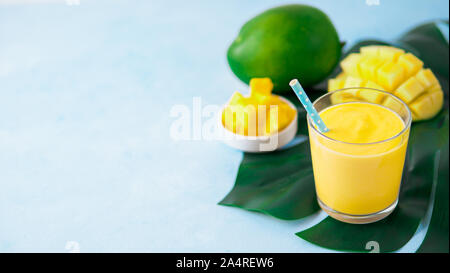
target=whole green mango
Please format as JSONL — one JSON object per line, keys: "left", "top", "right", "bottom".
{"left": 227, "top": 4, "right": 341, "bottom": 93}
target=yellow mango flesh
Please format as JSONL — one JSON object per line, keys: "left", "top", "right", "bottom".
{"left": 340, "top": 53, "right": 362, "bottom": 77}
{"left": 250, "top": 77, "right": 273, "bottom": 96}
{"left": 377, "top": 46, "right": 404, "bottom": 62}
{"left": 377, "top": 62, "right": 405, "bottom": 91}
{"left": 360, "top": 81, "right": 385, "bottom": 104}
{"left": 343, "top": 76, "right": 366, "bottom": 95}
{"left": 222, "top": 78, "right": 296, "bottom": 136}
{"left": 328, "top": 45, "right": 444, "bottom": 121}
{"left": 394, "top": 77, "right": 424, "bottom": 103}
{"left": 328, "top": 77, "right": 346, "bottom": 92}
{"left": 415, "top": 68, "right": 439, "bottom": 88}
{"left": 360, "top": 45, "right": 380, "bottom": 57}
{"left": 359, "top": 56, "right": 385, "bottom": 80}
{"left": 397, "top": 53, "right": 423, "bottom": 77}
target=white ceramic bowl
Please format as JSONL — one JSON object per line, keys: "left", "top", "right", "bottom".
{"left": 219, "top": 95, "right": 298, "bottom": 153}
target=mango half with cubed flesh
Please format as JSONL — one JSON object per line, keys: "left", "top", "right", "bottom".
{"left": 328, "top": 45, "right": 444, "bottom": 121}
{"left": 222, "top": 78, "right": 296, "bottom": 136}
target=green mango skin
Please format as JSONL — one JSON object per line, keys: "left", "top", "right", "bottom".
{"left": 227, "top": 4, "right": 341, "bottom": 93}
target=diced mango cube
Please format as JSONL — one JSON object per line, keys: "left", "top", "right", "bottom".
{"left": 266, "top": 106, "right": 278, "bottom": 135}
{"left": 428, "top": 82, "right": 442, "bottom": 93}
{"left": 251, "top": 92, "right": 271, "bottom": 105}
{"left": 360, "top": 45, "right": 380, "bottom": 57}
{"left": 250, "top": 78, "right": 273, "bottom": 96}
{"left": 344, "top": 77, "right": 365, "bottom": 87}
{"left": 377, "top": 46, "right": 405, "bottom": 62}
{"left": 222, "top": 103, "right": 260, "bottom": 136}
{"left": 328, "top": 78, "right": 346, "bottom": 91}
{"left": 409, "top": 95, "right": 434, "bottom": 119}
{"left": 427, "top": 84, "right": 444, "bottom": 111}
{"left": 408, "top": 82, "right": 443, "bottom": 120}
{"left": 266, "top": 95, "right": 281, "bottom": 106}
{"left": 364, "top": 80, "right": 384, "bottom": 91}
{"left": 358, "top": 56, "right": 385, "bottom": 80}
{"left": 330, "top": 92, "right": 357, "bottom": 105}
{"left": 233, "top": 104, "right": 257, "bottom": 136}
{"left": 223, "top": 104, "right": 249, "bottom": 134}
{"left": 243, "top": 105, "right": 259, "bottom": 136}
{"left": 359, "top": 81, "right": 385, "bottom": 103}
{"left": 376, "top": 62, "right": 405, "bottom": 91}
{"left": 429, "top": 90, "right": 444, "bottom": 110}
{"left": 394, "top": 77, "right": 426, "bottom": 103}
{"left": 343, "top": 76, "right": 366, "bottom": 96}
{"left": 428, "top": 83, "right": 442, "bottom": 93}
{"left": 280, "top": 105, "right": 294, "bottom": 127}
{"left": 415, "top": 69, "right": 439, "bottom": 89}
{"left": 233, "top": 106, "right": 248, "bottom": 135}
{"left": 222, "top": 106, "right": 237, "bottom": 133}
{"left": 265, "top": 104, "right": 294, "bottom": 135}
{"left": 229, "top": 91, "right": 245, "bottom": 105}
{"left": 397, "top": 53, "right": 423, "bottom": 77}
{"left": 340, "top": 53, "right": 362, "bottom": 77}
{"left": 250, "top": 78, "right": 275, "bottom": 105}
{"left": 382, "top": 96, "right": 403, "bottom": 114}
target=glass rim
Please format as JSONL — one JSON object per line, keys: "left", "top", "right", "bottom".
{"left": 307, "top": 87, "right": 412, "bottom": 146}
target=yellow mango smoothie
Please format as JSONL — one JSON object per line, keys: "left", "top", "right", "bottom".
{"left": 308, "top": 93, "right": 411, "bottom": 223}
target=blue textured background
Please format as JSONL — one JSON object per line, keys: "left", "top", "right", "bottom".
{"left": 0, "top": 0, "right": 448, "bottom": 252}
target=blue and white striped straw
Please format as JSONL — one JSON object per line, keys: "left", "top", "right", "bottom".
{"left": 289, "top": 79, "right": 329, "bottom": 133}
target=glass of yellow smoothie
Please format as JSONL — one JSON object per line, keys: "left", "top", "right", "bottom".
{"left": 307, "top": 88, "right": 411, "bottom": 224}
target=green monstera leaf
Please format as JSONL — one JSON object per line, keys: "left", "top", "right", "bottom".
{"left": 417, "top": 141, "right": 449, "bottom": 253}
{"left": 418, "top": 143, "right": 449, "bottom": 253}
